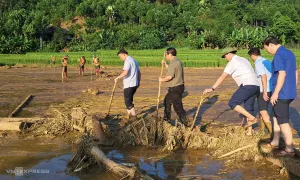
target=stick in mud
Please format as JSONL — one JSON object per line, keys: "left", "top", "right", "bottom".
{"left": 218, "top": 144, "right": 256, "bottom": 158}
{"left": 190, "top": 95, "right": 206, "bottom": 131}
{"left": 106, "top": 80, "right": 118, "bottom": 117}
{"left": 156, "top": 52, "right": 165, "bottom": 116}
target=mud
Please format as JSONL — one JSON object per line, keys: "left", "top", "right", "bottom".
{"left": 1, "top": 66, "right": 300, "bottom": 179}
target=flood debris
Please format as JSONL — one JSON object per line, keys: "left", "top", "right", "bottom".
{"left": 8, "top": 102, "right": 300, "bottom": 179}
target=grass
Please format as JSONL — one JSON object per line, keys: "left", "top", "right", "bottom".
{"left": 1, "top": 48, "right": 300, "bottom": 67}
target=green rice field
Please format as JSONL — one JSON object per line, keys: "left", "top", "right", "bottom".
{"left": 0, "top": 48, "right": 300, "bottom": 67}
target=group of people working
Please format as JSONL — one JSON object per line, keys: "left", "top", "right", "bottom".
{"left": 54, "top": 55, "right": 101, "bottom": 81}
{"left": 115, "top": 36, "right": 298, "bottom": 158}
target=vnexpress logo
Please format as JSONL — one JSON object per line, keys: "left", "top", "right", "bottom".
{"left": 14, "top": 167, "right": 23, "bottom": 176}
{"left": 6, "top": 167, "right": 49, "bottom": 176}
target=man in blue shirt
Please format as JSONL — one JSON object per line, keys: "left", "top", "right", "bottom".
{"left": 248, "top": 48, "right": 273, "bottom": 139}
{"left": 263, "top": 36, "right": 298, "bottom": 157}
{"left": 115, "top": 49, "right": 141, "bottom": 123}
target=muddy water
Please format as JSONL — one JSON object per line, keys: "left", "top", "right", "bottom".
{"left": 0, "top": 134, "right": 285, "bottom": 180}
{"left": 0, "top": 142, "right": 256, "bottom": 180}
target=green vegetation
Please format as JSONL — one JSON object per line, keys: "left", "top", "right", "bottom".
{"left": 0, "top": 0, "right": 300, "bottom": 54}
{"left": 1, "top": 49, "right": 300, "bottom": 67}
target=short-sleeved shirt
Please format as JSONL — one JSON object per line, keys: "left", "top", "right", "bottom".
{"left": 272, "top": 46, "right": 297, "bottom": 99}
{"left": 123, "top": 56, "right": 140, "bottom": 89}
{"left": 224, "top": 55, "right": 259, "bottom": 86}
{"left": 166, "top": 57, "right": 184, "bottom": 87}
{"left": 254, "top": 56, "right": 273, "bottom": 92}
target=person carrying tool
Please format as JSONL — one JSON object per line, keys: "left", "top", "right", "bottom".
{"left": 248, "top": 47, "right": 273, "bottom": 139}
{"left": 203, "top": 47, "right": 260, "bottom": 135}
{"left": 115, "top": 49, "right": 141, "bottom": 122}
{"left": 159, "top": 47, "right": 190, "bottom": 126}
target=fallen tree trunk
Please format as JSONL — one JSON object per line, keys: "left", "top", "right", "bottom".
{"left": 90, "top": 146, "right": 136, "bottom": 179}
{"left": 9, "top": 95, "right": 33, "bottom": 117}
{"left": 0, "top": 121, "right": 32, "bottom": 131}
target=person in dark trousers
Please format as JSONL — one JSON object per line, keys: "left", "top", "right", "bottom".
{"left": 115, "top": 49, "right": 141, "bottom": 122}
{"left": 262, "top": 36, "right": 298, "bottom": 157}
{"left": 203, "top": 47, "right": 260, "bottom": 135}
{"left": 79, "top": 56, "right": 86, "bottom": 76}
{"left": 159, "top": 47, "right": 189, "bottom": 126}
{"left": 248, "top": 47, "right": 273, "bottom": 139}
{"left": 61, "top": 55, "right": 68, "bottom": 82}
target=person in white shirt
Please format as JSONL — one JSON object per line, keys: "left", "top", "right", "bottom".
{"left": 203, "top": 47, "right": 260, "bottom": 134}
{"left": 248, "top": 47, "right": 273, "bottom": 139}
{"left": 115, "top": 49, "right": 141, "bottom": 122}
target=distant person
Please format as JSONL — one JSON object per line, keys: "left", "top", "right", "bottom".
{"left": 61, "top": 55, "right": 68, "bottom": 81}
{"left": 248, "top": 47, "right": 273, "bottom": 139}
{"left": 262, "top": 36, "right": 297, "bottom": 157}
{"left": 79, "top": 56, "right": 86, "bottom": 76}
{"left": 51, "top": 56, "right": 56, "bottom": 65}
{"left": 93, "top": 57, "right": 101, "bottom": 78}
{"left": 159, "top": 47, "right": 189, "bottom": 126}
{"left": 115, "top": 49, "right": 141, "bottom": 122}
{"left": 203, "top": 47, "right": 260, "bottom": 135}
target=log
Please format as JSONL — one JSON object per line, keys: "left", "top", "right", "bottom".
{"left": 91, "top": 146, "right": 136, "bottom": 179}
{"left": 0, "top": 117, "right": 51, "bottom": 123}
{"left": 0, "top": 121, "right": 32, "bottom": 131}
{"left": 9, "top": 95, "right": 33, "bottom": 117}
{"left": 92, "top": 115, "right": 107, "bottom": 142}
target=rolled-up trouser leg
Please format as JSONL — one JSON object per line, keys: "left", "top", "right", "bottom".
{"left": 228, "top": 85, "right": 259, "bottom": 112}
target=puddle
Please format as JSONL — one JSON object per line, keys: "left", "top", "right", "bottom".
{"left": 0, "top": 146, "right": 240, "bottom": 180}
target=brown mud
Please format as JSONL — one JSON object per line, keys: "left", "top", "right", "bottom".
{"left": 1, "top": 66, "right": 300, "bottom": 179}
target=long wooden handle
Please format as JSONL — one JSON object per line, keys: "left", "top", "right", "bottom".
{"left": 107, "top": 81, "right": 118, "bottom": 115}
{"left": 156, "top": 52, "right": 166, "bottom": 114}
{"left": 190, "top": 95, "right": 205, "bottom": 130}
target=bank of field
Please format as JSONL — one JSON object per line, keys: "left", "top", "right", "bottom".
{"left": 1, "top": 49, "right": 300, "bottom": 67}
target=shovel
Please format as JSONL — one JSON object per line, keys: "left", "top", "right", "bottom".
{"left": 190, "top": 95, "right": 206, "bottom": 131}
{"left": 156, "top": 52, "right": 166, "bottom": 117}
{"left": 106, "top": 80, "right": 118, "bottom": 118}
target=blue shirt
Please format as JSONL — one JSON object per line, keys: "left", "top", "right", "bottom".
{"left": 272, "top": 46, "right": 297, "bottom": 99}
{"left": 123, "top": 56, "right": 140, "bottom": 89}
{"left": 254, "top": 56, "right": 273, "bottom": 92}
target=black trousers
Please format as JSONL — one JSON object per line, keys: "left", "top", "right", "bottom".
{"left": 124, "top": 86, "right": 138, "bottom": 110}
{"left": 164, "top": 84, "right": 186, "bottom": 120}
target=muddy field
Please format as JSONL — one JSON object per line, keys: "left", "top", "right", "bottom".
{"left": 1, "top": 66, "right": 300, "bottom": 179}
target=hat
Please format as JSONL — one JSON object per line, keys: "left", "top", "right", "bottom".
{"left": 221, "top": 47, "right": 237, "bottom": 58}
{"left": 63, "top": 54, "right": 69, "bottom": 59}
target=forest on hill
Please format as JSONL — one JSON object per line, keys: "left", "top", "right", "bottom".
{"left": 0, "top": 0, "right": 300, "bottom": 53}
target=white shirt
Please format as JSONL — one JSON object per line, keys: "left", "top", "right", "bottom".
{"left": 123, "top": 56, "right": 140, "bottom": 89}
{"left": 224, "top": 55, "right": 259, "bottom": 86}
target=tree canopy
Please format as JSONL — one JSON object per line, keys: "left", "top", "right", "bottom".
{"left": 0, "top": 0, "right": 300, "bottom": 53}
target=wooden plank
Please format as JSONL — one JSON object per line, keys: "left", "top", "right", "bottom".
{"left": 8, "top": 95, "right": 33, "bottom": 117}
{"left": 0, "top": 117, "right": 52, "bottom": 123}
{"left": 0, "top": 122, "right": 32, "bottom": 131}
